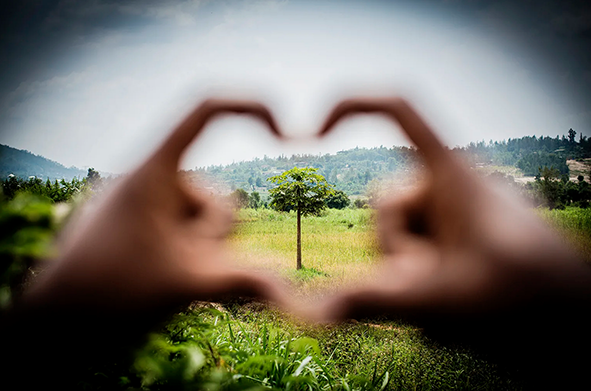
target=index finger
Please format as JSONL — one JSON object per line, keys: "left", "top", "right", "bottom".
{"left": 153, "top": 99, "right": 283, "bottom": 171}
{"left": 318, "top": 97, "right": 454, "bottom": 171}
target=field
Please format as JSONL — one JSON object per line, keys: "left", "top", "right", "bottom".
{"left": 120, "top": 206, "right": 591, "bottom": 390}
{"left": 128, "top": 207, "right": 522, "bottom": 390}
{"left": 228, "top": 208, "right": 381, "bottom": 299}
{"left": 167, "top": 206, "right": 589, "bottom": 391}
{"left": 3, "top": 196, "right": 590, "bottom": 390}
{"left": 535, "top": 206, "right": 591, "bottom": 262}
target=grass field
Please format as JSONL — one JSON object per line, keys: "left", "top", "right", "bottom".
{"left": 228, "top": 208, "right": 380, "bottom": 298}
{"left": 535, "top": 206, "right": 591, "bottom": 262}
{"left": 178, "top": 206, "right": 590, "bottom": 391}
{"left": 6, "top": 195, "right": 589, "bottom": 389}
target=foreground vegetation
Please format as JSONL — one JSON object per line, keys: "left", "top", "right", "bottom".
{"left": 4, "top": 192, "right": 591, "bottom": 389}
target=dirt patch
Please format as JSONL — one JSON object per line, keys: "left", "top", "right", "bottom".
{"left": 568, "top": 159, "right": 591, "bottom": 182}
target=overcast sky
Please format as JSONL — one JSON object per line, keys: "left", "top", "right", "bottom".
{"left": 1, "top": 0, "right": 590, "bottom": 173}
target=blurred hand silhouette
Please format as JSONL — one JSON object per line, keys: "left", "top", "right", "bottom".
{"left": 6, "top": 96, "right": 591, "bottom": 389}
{"left": 312, "top": 97, "right": 591, "bottom": 323}
{"left": 22, "top": 99, "right": 288, "bottom": 315}
{"left": 306, "top": 97, "right": 591, "bottom": 386}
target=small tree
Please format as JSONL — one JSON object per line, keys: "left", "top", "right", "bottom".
{"left": 326, "top": 189, "right": 350, "bottom": 209}
{"left": 248, "top": 191, "right": 262, "bottom": 209}
{"left": 230, "top": 188, "right": 249, "bottom": 209}
{"left": 87, "top": 168, "right": 102, "bottom": 188}
{"left": 268, "top": 167, "right": 333, "bottom": 269}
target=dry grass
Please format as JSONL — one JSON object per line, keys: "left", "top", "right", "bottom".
{"left": 567, "top": 158, "right": 591, "bottom": 182}
{"left": 535, "top": 207, "right": 591, "bottom": 263}
{"left": 228, "top": 208, "right": 381, "bottom": 298}
{"left": 228, "top": 206, "right": 591, "bottom": 299}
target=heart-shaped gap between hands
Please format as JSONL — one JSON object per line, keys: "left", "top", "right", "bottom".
{"left": 16, "top": 96, "right": 591, "bottom": 387}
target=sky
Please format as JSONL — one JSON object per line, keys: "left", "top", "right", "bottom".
{"left": 0, "top": 0, "right": 590, "bottom": 173}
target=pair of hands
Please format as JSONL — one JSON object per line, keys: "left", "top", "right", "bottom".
{"left": 22, "top": 98, "right": 590, "bottom": 332}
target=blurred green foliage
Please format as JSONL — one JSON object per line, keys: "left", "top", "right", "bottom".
{"left": 0, "top": 192, "right": 56, "bottom": 309}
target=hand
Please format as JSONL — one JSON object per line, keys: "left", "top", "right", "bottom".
{"left": 22, "top": 99, "right": 288, "bottom": 315}
{"left": 310, "top": 98, "right": 591, "bottom": 383}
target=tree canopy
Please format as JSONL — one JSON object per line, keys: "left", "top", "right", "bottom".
{"left": 267, "top": 167, "right": 334, "bottom": 216}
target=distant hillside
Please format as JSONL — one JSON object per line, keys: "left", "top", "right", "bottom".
{"left": 191, "top": 130, "right": 591, "bottom": 197}
{"left": 0, "top": 144, "right": 86, "bottom": 180}
{"left": 190, "top": 146, "right": 421, "bottom": 196}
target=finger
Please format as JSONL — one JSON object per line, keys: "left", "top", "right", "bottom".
{"left": 307, "top": 267, "right": 441, "bottom": 324}
{"left": 318, "top": 97, "right": 453, "bottom": 170}
{"left": 227, "top": 269, "right": 292, "bottom": 305}
{"left": 377, "top": 186, "right": 432, "bottom": 255}
{"left": 200, "top": 269, "right": 294, "bottom": 308}
{"left": 153, "top": 99, "right": 283, "bottom": 170}
{"left": 304, "top": 287, "right": 404, "bottom": 323}
{"left": 176, "top": 181, "right": 235, "bottom": 237}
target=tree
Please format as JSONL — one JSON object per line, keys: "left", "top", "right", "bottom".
{"left": 535, "top": 167, "right": 563, "bottom": 209}
{"left": 568, "top": 128, "right": 576, "bottom": 144}
{"left": 86, "top": 167, "right": 102, "bottom": 191}
{"left": 353, "top": 198, "right": 369, "bottom": 209}
{"left": 326, "top": 189, "right": 350, "bottom": 209}
{"left": 229, "top": 188, "right": 249, "bottom": 209}
{"left": 267, "top": 167, "right": 334, "bottom": 269}
{"left": 248, "top": 191, "right": 262, "bottom": 209}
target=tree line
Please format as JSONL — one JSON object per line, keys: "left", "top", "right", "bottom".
{"left": 1, "top": 168, "right": 103, "bottom": 202}
{"left": 453, "top": 128, "right": 590, "bottom": 174}
{"left": 193, "top": 130, "right": 591, "bottom": 196}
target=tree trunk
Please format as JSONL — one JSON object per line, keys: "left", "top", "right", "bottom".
{"left": 296, "top": 207, "right": 302, "bottom": 270}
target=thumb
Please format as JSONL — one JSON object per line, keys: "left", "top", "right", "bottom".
{"left": 191, "top": 268, "right": 294, "bottom": 309}
{"left": 297, "top": 287, "right": 405, "bottom": 324}
{"left": 299, "top": 254, "right": 444, "bottom": 324}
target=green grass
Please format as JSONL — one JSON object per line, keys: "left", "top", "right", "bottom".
{"left": 129, "top": 303, "right": 517, "bottom": 390}
{"left": 228, "top": 208, "right": 380, "bottom": 296}
{"left": 202, "top": 206, "right": 590, "bottom": 390}
{"left": 535, "top": 207, "right": 591, "bottom": 262}
{"left": 197, "top": 208, "right": 529, "bottom": 390}
{"left": 7, "top": 198, "right": 591, "bottom": 390}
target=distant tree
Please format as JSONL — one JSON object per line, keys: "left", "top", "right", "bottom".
{"left": 86, "top": 168, "right": 102, "bottom": 191}
{"left": 363, "top": 170, "right": 371, "bottom": 185}
{"left": 517, "top": 152, "right": 569, "bottom": 176}
{"left": 326, "top": 189, "right": 350, "bottom": 209}
{"left": 268, "top": 167, "right": 334, "bottom": 269}
{"left": 568, "top": 128, "right": 577, "bottom": 144}
{"left": 353, "top": 198, "right": 369, "bottom": 209}
{"left": 536, "top": 167, "right": 564, "bottom": 209}
{"left": 1, "top": 175, "right": 86, "bottom": 202}
{"left": 255, "top": 177, "right": 263, "bottom": 187}
{"left": 248, "top": 191, "right": 262, "bottom": 209}
{"left": 230, "top": 188, "right": 249, "bottom": 209}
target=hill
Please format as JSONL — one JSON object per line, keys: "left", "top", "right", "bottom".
{"left": 0, "top": 144, "right": 86, "bottom": 180}
{"left": 190, "top": 130, "right": 591, "bottom": 197}
{"left": 189, "top": 146, "right": 421, "bottom": 196}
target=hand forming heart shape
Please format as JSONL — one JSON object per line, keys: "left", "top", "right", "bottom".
{"left": 13, "top": 96, "right": 591, "bottom": 387}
